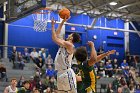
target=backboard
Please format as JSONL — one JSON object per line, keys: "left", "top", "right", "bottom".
{"left": 5, "top": 0, "right": 47, "bottom": 23}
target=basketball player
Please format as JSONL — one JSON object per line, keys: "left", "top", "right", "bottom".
{"left": 75, "top": 41, "right": 116, "bottom": 93}
{"left": 4, "top": 78, "right": 18, "bottom": 93}
{"left": 51, "top": 17, "right": 80, "bottom": 93}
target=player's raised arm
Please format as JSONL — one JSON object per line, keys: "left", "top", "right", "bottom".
{"left": 96, "top": 50, "right": 116, "bottom": 63}
{"left": 88, "top": 41, "right": 97, "bottom": 66}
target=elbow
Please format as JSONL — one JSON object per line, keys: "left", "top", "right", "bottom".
{"left": 52, "top": 35, "right": 57, "bottom": 42}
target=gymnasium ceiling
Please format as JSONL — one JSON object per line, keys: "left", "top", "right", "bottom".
{"left": 0, "top": 0, "right": 140, "bottom": 24}
{"left": 47, "top": 0, "right": 140, "bottom": 24}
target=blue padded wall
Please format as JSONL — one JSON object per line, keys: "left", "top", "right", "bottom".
{"left": 0, "top": 6, "right": 4, "bottom": 57}
{"left": 129, "top": 22, "right": 140, "bottom": 55}
{"left": 0, "top": 6, "right": 3, "bottom": 45}
{"left": 8, "top": 12, "right": 125, "bottom": 61}
{"left": 0, "top": 22, "right": 4, "bottom": 44}
{"left": 66, "top": 15, "right": 125, "bottom": 63}
{"left": 8, "top": 14, "right": 58, "bottom": 59}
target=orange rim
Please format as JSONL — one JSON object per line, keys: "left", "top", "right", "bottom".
{"left": 33, "top": 7, "right": 51, "bottom": 14}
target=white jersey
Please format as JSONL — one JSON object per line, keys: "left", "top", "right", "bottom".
{"left": 7, "top": 86, "right": 17, "bottom": 93}
{"left": 55, "top": 47, "right": 73, "bottom": 71}
{"left": 55, "top": 47, "right": 77, "bottom": 92}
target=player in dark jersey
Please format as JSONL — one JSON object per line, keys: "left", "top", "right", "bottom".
{"left": 74, "top": 41, "right": 116, "bottom": 93}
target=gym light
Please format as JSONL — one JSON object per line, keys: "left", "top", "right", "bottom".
{"left": 109, "top": 2, "right": 117, "bottom": 6}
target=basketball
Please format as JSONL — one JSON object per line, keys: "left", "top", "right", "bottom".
{"left": 59, "top": 8, "right": 70, "bottom": 19}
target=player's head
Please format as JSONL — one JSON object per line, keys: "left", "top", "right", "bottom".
{"left": 74, "top": 46, "right": 88, "bottom": 62}
{"left": 67, "top": 33, "right": 80, "bottom": 43}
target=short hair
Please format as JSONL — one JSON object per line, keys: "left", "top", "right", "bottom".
{"left": 23, "top": 80, "right": 30, "bottom": 85}
{"left": 74, "top": 46, "right": 87, "bottom": 62}
{"left": 11, "top": 78, "right": 17, "bottom": 82}
{"left": 72, "top": 33, "right": 81, "bottom": 43}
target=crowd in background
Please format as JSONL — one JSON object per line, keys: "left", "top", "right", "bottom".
{"left": 0, "top": 46, "right": 140, "bottom": 93}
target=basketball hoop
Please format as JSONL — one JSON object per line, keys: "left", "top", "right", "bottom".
{"left": 32, "top": 8, "right": 51, "bottom": 32}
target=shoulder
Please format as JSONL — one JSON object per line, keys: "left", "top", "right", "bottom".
{"left": 63, "top": 41, "right": 73, "bottom": 47}
{"left": 5, "top": 86, "right": 10, "bottom": 89}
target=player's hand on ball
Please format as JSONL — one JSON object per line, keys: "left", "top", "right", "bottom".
{"left": 63, "top": 16, "right": 71, "bottom": 22}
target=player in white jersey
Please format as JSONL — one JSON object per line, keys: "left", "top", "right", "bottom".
{"left": 51, "top": 17, "right": 80, "bottom": 93}
{"left": 4, "top": 78, "right": 18, "bottom": 93}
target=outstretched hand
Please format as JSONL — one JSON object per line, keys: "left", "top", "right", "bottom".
{"left": 107, "top": 50, "right": 116, "bottom": 56}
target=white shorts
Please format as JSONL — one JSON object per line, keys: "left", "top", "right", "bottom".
{"left": 57, "top": 68, "right": 77, "bottom": 93}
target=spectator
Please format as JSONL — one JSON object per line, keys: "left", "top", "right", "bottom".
{"left": 36, "top": 80, "right": 46, "bottom": 93}
{"left": 112, "top": 75, "right": 121, "bottom": 92}
{"left": 39, "top": 48, "right": 46, "bottom": 60}
{"left": 35, "top": 56, "right": 44, "bottom": 70}
{"left": 98, "top": 62, "right": 105, "bottom": 77}
{"left": 44, "top": 87, "right": 51, "bottom": 93}
{"left": 17, "top": 76, "right": 25, "bottom": 88}
{"left": 120, "top": 76, "right": 127, "bottom": 86}
{"left": 0, "top": 64, "right": 7, "bottom": 80}
{"left": 121, "top": 59, "right": 129, "bottom": 70}
{"left": 4, "top": 78, "right": 18, "bottom": 93}
{"left": 97, "top": 46, "right": 104, "bottom": 55}
{"left": 105, "top": 60, "right": 113, "bottom": 77}
{"left": 129, "top": 85, "right": 135, "bottom": 93}
{"left": 113, "top": 59, "right": 118, "bottom": 68}
{"left": 112, "top": 58, "right": 120, "bottom": 75}
{"left": 121, "top": 59, "right": 129, "bottom": 78}
{"left": 122, "top": 84, "right": 130, "bottom": 93}
{"left": 29, "top": 76, "right": 36, "bottom": 91}
{"left": 46, "top": 65, "right": 55, "bottom": 78}
{"left": 23, "top": 48, "right": 30, "bottom": 63}
{"left": 129, "top": 67, "right": 136, "bottom": 80}
{"left": 118, "top": 87, "right": 122, "bottom": 93}
{"left": 11, "top": 46, "right": 18, "bottom": 68}
{"left": 30, "top": 48, "right": 38, "bottom": 63}
{"left": 45, "top": 54, "right": 53, "bottom": 68}
{"left": 48, "top": 76, "right": 57, "bottom": 90}
{"left": 128, "top": 78, "right": 135, "bottom": 89}
{"left": 34, "top": 72, "right": 41, "bottom": 84}
{"left": 17, "top": 52, "right": 22, "bottom": 62}
{"left": 43, "top": 76, "right": 50, "bottom": 87}
{"left": 17, "top": 80, "right": 31, "bottom": 93}
{"left": 33, "top": 88, "right": 40, "bottom": 93}
{"left": 135, "top": 72, "right": 140, "bottom": 89}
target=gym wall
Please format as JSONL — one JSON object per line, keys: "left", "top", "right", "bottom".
{"left": 129, "top": 22, "right": 140, "bottom": 55}
{"left": 0, "top": 7, "right": 4, "bottom": 57}
{"left": 0, "top": 6, "right": 3, "bottom": 44}
{"left": 66, "top": 14, "right": 124, "bottom": 63}
{"left": 8, "top": 11, "right": 125, "bottom": 62}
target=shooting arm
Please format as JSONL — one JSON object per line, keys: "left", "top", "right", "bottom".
{"left": 51, "top": 23, "right": 65, "bottom": 46}
{"left": 56, "top": 20, "right": 65, "bottom": 36}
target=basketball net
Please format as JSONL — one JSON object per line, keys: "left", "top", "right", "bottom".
{"left": 32, "top": 8, "right": 51, "bottom": 32}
